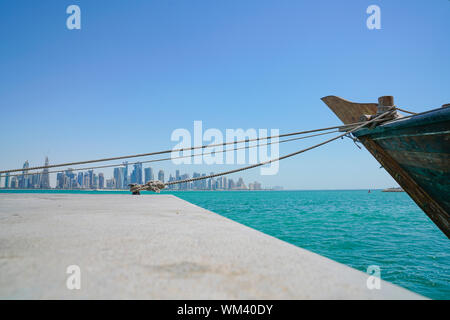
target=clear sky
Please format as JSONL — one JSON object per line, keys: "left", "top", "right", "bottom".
{"left": 0, "top": 0, "right": 449, "bottom": 189}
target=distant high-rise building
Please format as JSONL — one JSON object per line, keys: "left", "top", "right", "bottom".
{"left": 56, "top": 172, "right": 64, "bottom": 189}
{"left": 10, "top": 177, "right": 18, "bottom": 189}
{"left": 121, "top": 167, "right": 127, "bottom": 187}
{"left": 228, "top": 178, "right": 235, "bottom": 190}
{"left": 236, "top": 177, "right": 247, "bottom": 190}
{"left": 98, "top": 173, "right": 104, "bottom": 189}
{"left": 40, "top": 157, "right": 50, "bottom": 189}
{"left": 167, "top": 174, "right": 174, "bottom": 189}
{"left": 87, "top": 170, "right": 94, "bottom": 189}
{"left": 252, "top": 181, "right": 262, "bottom": 190}
{"left": 114, "top": 167, "right": 123, "bottom": 189}
{"left": 83, "top": 174, "right": 90, "bottom": 189}
{"left": 158, "top": 170, "right": 165, "bottom": 183}
{"left": 106, "top": 178, "right": 115, "bottom": 189}
{"left": 144, "top": 167, "right": 154, "bottom": 183}
{"left": 137, "top": 163, "right": 143, "bottom": 184}
{"left": 4, "top": 173, "right": 10, "bottom": 189}
{"left": 192, "top": 172, "right": 200, "bottom": 189}
{"left": 207, "top": 173, "right": 214, "bottom": 190}
{"left": 65, "top": 169, "right": 75, "bottom": 183}
{"left": 123, "top": 161, "right": 129, "bottom": 187}
{"left": 77, "top": 172, "right": 83, "bottom": 188}
{"left": 30, "top": 173, "right": 39, "bottom": 189}
{"left": 180, "top": 173, "right": 189, "bottom": 190}
{"left": 92, "top": 174, "right": 98, "bottom": 189}
{"left": 201, "top": 173, "right": 207, "bottom": 189}
{"left": 19, "top": 160, "right": 29, "bottom": 188}
{"left": 130, "top": 162, "right": 143, "bottom": 185}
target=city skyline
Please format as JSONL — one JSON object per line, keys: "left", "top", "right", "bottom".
{"left": 1, "top": 157, "right": 275, "bottom": 191}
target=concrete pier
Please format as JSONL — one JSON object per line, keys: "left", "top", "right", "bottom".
{"left": 0, "top": 194, "right": 423, "bottom": 299}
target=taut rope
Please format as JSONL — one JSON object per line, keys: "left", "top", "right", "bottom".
{"left": 131, "top": 109, "right": 397, "bottom": 193}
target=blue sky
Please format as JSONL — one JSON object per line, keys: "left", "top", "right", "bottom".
{"left": 0, "top": 0, "right": 449, "bottom": 189}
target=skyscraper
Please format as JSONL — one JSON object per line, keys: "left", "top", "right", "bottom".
{"left": 144, "top": 167, "right": 154, "bottom": 183}
{"left": 83, "top": 174, "right": 90, "bottom": 188}
{"left": 123, "top": 161, "right": 129, "bottom": 187}
{"left": 228, "top": 178, "right": 235, "bottom": 190}
{"left": 10, "top": 177, "right": 18, "bottom": 188}
{"left": 65, "top": 169, "right": 75, "bottom": 181}
{"left": 132, "top": 162, "right": 143, "bottom": 184}
{"left": 167, "top": 174, "right": 174, "bottom": 189}
{"left": 77, "top": 172, "right": 84, "bottom": 188}
{"left": 40, "top": 157, "right": 50, "bottom": 189}
{"left": 19, "top": 160, "right": 29, "bottom": 189}
{"left": 114, "top": 167, "right": 123, "bottom": 189}
{"left": 236, "top": 177, "right": 247, "bottom": 190}
{"left": 106, "top": 178, "right": 115, "bottom": 189}
{"left": 193, "top": 172, "right": 200, "bottom": 189}
{"left": 4, "top": 173, "right": 9, "bottom": 189}
{"left": 98, "top": 173, "right": 104, "bottom": 189}
{"left": 179, "top": 173, "right": 189, "bottom": 190}
{"left": 207, "top": 172, "right": 214, "bottom": 190}
{"left": 88, "top": 170, "right": 94, "bottom": 189}
{"left": 201, "top": 173, "right": 207, "bottom": 189}
{"left": 158, "top": 170, "right": 165, "bottom": 183}
{"left": 93, "top": 173, "right": 98, "bottom": 189}
{"left": 31, "top": 173, "right": 41, "bottom": 189}
{"left": 56, "top": 172, "right": 64, "bottom": 189}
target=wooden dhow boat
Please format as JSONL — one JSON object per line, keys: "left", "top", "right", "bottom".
{"left": 322, "top": 96, "right": 450, "bottom": 238}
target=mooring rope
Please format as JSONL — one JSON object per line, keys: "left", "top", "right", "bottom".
{"left": 0, "top": 125, "right": 357, "bottom": 175}
{"left": 394, "top": 106, "right": 417, "bottom": 115}
{"left": 163, "top": 109, "right": 397, "bottom": 188}
{"left": 0, "top": 130, "right": 338, "bottom": 178}
{"left": 0, "top": 106, "right": 415, "bottom": 176}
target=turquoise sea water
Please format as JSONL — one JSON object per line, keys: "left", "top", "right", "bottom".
{"left": 1, "top": 189, "right": 449, "bottom": 299}
{"left": 173, "top": 190, "right": 450, "bottom": 300}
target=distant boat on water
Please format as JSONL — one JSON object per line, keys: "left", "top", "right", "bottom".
{"left": 382, "top": 187, "right": 404, "bottom": 192}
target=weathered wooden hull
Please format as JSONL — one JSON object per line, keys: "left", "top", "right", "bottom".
{"left": 322, "top": 96, "right": 450, "bottom": 238}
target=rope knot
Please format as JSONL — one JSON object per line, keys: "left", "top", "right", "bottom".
{"left": 129, "top": 180, "right": 166, "bottom": 195}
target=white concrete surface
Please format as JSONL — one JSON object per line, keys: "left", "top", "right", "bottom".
{"left": 0, "top": 193, "right": 424, "bottom": 299}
